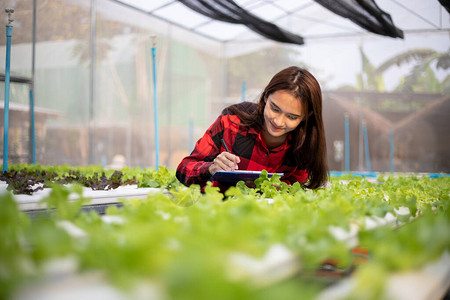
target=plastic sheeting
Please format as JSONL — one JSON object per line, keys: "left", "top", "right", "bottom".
{"left": 176, "top": 0, "right": 404, "bottom": 45}
{"left": 314, "top": 0, "right": 404, "bottom": 38}
{"left": 178, "top": 0, "right": 305, "bottom": 44}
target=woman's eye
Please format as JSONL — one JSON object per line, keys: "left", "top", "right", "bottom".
{"left": 287, "top": 115, "right": 298, "bottom": 120}
{"left": 271, "top": 105, "right": 280, "bottom": 112}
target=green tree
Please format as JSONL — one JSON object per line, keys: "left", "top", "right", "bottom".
{"left": 373, "top": 48, "right": 450, "bottom": 93}
{"left": 358, "top": 46, "right": 385, "bottom": 91}
{"left": 441, "top": 75, "right": 450, "bottom": 94}
{"left": 351, "top": 48, "right": 449, "bottom": 93}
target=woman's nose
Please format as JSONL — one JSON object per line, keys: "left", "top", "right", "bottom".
{"left": 273, "top": 115, "right": 285, "bottom": 126}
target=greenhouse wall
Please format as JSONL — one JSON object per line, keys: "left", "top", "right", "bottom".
{"left": 223, "top": 44, "right": 449, "bottom": 173}
{"left": 1, "top": 0, "right": 223, "bottom": 168}
{"left": 1, "top": 0, "right": 448, "bottom": 173}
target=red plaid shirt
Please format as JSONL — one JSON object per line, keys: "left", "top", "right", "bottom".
{"left": 176, "top": 102, "right": 308, "bottom": 189}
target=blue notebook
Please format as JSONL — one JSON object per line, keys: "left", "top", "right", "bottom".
{"left": 210, "top": 170, "right": 284, "bottom": 184}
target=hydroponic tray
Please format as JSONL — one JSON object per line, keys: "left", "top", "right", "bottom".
{"left": 0, "top": 181, "right": 167, "bottom": 212}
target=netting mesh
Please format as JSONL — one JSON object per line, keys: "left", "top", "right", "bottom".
{"left": 178, "top": 0, "right": 305, "bottom": 44}
{"left": 314, "top": 0, "right": 403, "bottom": 38}
{"left": 439, "top": 0, "right": 450, "bottom": 13}
{"left": 177, "top": 0, "right": 403, "bottom": 44}
{"left": 0, "top": 0, "right": 449, "bottom": 173}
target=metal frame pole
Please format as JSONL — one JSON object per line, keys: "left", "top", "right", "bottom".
{"left": 241, "top": 82, "right": 246, "bottom": 102}
{"left": 3, "top": 9, "right": 14, "bottom": 172}
{"left": 390, "top": 129, "right": 394, "bottom": 173}
{"left": 29, "top": 90, "right": 36, "bottom": 164}
{"left": 189, "top": 118, "right": 194, "bottom": 153}
{"left": 88, "top": 0, "right": 96, "bottom": 165}
{"left": 362, "top": 120, "right": 371, "bottom": 172}
{"left": 344, "top": 113, "right": 350, "bottom": 172}
{"left": 30, "top": 0, "right": 37, "bottom": 165}
{"left": 151, "top": 35, "right": 160, "bottom": 169}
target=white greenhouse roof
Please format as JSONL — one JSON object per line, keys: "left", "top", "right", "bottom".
{"left": 115, "top": 0, "right": 449, "bottom": 43}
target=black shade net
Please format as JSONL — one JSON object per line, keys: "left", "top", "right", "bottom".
{"left": 177, "top": 0, "right": 305, "bottom": 45}
{"left": 438, "top": 0, "right": 450, "bottom": 14}
{"left": 314, "top": 0, "right": 403, "bottom": 38}
{"left": 177, "top": 0, "right": 406, "bottom": 45}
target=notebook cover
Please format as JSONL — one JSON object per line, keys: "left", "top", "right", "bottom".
{"left": 210, "top": 170, "right": 283, "bottom": 184}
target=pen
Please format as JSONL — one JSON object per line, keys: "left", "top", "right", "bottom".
{"left": 221, "top": 139, "right": 230, "bottom": 152}
{"left": 221, "top": 138, "right": 239, "bottom": 171}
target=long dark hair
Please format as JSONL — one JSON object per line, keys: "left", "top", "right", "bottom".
{"left": 224, "top": 66, "right": 328, "bottom": 189}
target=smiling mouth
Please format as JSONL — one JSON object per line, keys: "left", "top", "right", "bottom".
{"left": 270, "top": 121, "right": 283, "bottom": 131}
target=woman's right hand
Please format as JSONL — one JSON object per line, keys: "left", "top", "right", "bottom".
{"left": 209, "top": 152, "right": 241, "bottom": 175}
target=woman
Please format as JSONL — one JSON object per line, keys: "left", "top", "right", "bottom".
{"left": 176, "top": 66, "right": 328, "bottom": 191}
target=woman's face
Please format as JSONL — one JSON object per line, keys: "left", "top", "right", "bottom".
{"left": 263, "top": 90, "right": 303, "bottom": 139}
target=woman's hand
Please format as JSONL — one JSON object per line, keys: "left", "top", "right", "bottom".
{"left": 209, "top": 152, "right": 241, "bottom": 175}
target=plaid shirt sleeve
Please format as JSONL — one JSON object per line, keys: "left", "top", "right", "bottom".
{"left": 281, "top": 169, "right": 308, "bottom": 185}
{"left": 176, "top": 114, "right": 225, "bottom": 187}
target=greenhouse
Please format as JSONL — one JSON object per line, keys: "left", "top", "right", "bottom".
{"left": 1, "top": 0, "right": 449, "bottom": 299}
